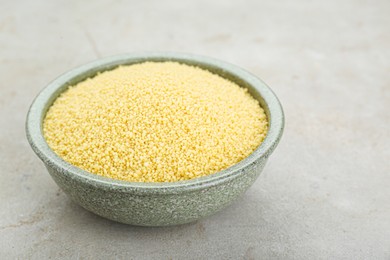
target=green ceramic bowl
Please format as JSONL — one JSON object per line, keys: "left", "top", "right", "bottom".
{"left": 26, "top": 53, "right": 284, "bottom": 226}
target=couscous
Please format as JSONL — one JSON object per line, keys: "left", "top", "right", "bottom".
{"left": 43, "top": 62, "right": 268, "bottom": 182}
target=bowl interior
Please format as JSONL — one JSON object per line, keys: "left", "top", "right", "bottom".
{"left": 27, "top": 53, "right": 284, "bottom": 192}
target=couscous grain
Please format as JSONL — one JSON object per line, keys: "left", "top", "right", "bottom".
{"left": 43, "top": 62, "right": 268, "bottom": 182}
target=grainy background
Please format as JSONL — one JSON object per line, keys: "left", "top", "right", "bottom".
{"left": 1, "top": 0, "right": 389, "bottom": 259}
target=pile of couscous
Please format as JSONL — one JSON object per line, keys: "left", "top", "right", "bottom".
{"left": 43, "top": 62, "right": 268, "bottom": 182}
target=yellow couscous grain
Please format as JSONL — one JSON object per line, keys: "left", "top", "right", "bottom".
{"left": 43, "top": 62, "right": 268, "bottom": 182}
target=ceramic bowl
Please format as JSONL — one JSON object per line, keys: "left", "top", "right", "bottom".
{"left": 26, "top": 53, "right": 284, "bottom": 226}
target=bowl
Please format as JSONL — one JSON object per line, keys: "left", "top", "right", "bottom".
{"left": 26, "top": 52, "right": 284, "bottom": 226}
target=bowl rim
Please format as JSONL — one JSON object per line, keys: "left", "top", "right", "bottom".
{"left": 26, "top": 52, "right": 284, "bottom": 194}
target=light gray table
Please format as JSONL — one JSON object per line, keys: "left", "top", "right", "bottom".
{"left": 1, "top": 0, "right": 389, "bottom": 259}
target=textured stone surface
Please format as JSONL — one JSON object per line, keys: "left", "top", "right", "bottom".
{"left": 0, "top": 0, "right": 389, "bottom": 259}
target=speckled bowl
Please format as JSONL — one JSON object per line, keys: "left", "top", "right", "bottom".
{"left": 26, "top": 53, "right": 284, "bottom": 226}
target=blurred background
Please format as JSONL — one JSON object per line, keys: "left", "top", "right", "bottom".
{"left": 1, "top": 0, "right": 389, "bottom": 259}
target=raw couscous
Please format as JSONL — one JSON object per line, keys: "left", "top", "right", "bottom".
{"left": 43, "top": 62, "right": 268, "bottom": 182}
